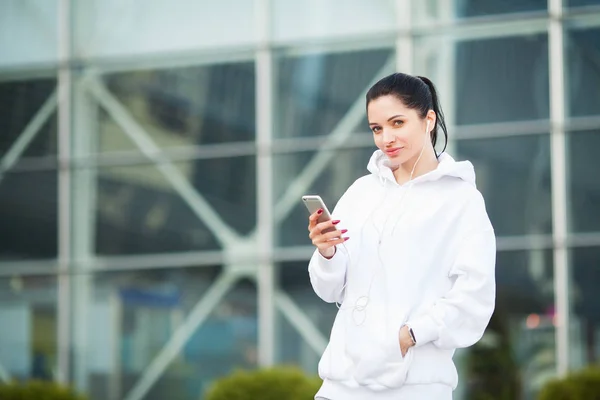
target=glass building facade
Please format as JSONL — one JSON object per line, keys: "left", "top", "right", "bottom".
{"left": 0, "top": 0, "right": 599, "bottom": 399}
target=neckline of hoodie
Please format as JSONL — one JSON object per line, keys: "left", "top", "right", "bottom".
{"left": 379, "top": 161, "right": 444, "bottom": 187}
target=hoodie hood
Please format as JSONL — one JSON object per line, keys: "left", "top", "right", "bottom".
{"left": 366, "top": 149, "right": 477, "bottom": 187}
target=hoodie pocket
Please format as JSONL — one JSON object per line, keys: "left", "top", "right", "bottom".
{"left": 375, "top": 335, "right": 415, "bottom": 388}
{"left": 349, "top": 311, "right": 415, "bottom": 389}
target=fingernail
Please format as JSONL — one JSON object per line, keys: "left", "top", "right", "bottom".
{"left": 344, "top": 237, "right": 350, "bottom": 241}
{"left": 341, "top": 229, "right": 348, "bottom": 234}
{"left": 332, "top": 220, "right": 340, "bottom": 224}
{"left": 317, "top": 209, "right": 323, "bottom": 214}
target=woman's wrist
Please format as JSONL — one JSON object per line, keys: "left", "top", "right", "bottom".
{"left": 319, "top": 246, "right": 336, "bottom": 259}
{"left": 399, "top": 325, "right": 415, "bottom": 355}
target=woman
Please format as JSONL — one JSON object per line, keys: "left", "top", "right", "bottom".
{"left": 307, "top": 73, "right": 496, "bottom": 400}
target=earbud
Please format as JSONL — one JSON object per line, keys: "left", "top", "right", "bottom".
{"left": 422, "top": 119, "right": 431, "bottom": 146}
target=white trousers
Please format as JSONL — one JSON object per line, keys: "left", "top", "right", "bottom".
{"left": 315, "top": 383, "right": 452, "bottom": 400}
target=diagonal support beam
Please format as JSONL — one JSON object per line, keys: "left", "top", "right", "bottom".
{"left": 271, "top": 56, "right": 395, "bottom": 225}
{"left": 122, "top": 272, "right": 238, "bottom": 400}
{"left": 86, "top": 77, "right": 239, "bottom": 247}
{"left": 0, "top": 362, "right": 10, "bottom": 383}
{"left": 275, "top": 290, "right": 328, "bottom": 355}
{"left": 0, "top": 90, "right": 57, "bottom": 176}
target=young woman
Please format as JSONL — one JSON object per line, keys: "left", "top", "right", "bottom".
{"left": 307, "top": 73, "right": 496, "bottom": 400}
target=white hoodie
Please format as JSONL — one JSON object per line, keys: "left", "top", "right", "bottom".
{"left": 309, "top": 150, "right": 496, "bottom": 399}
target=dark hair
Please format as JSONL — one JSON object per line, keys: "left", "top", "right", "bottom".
{"left": 366, "top": 73, "right": 448, "bottom": 155}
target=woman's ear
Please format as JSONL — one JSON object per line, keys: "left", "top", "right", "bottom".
{"left": 426, "top": 110, "right": 437, "bottom": 133}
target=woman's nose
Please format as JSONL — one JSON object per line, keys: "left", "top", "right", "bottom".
{"left": 382, "top": 129, "right": 395, "bottom": 144}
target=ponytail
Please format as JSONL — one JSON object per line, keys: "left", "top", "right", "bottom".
{"left": 417, "top": 76, "right": 448, "bottom": 155}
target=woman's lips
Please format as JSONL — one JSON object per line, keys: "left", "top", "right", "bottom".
{"left": 385, "top": 147, "right": 402, "bottom": 156}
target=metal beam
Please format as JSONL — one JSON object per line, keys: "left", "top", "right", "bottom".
{"left": 93, "top": 48, "right": 256, "bottom": 76}
{"left": 86, "top": 77, "right": 240, "bottom": 247}
{"left": 122, "top": 272, "right": 238, "bottom": 400}
{"left": 0, "top": 91, "right": 57, "bottom": 176}
{"left": 109, "top": 290, "right": 123, "bottom": 400}
{"left": 564, "top": 8, "right": 600, "bottom": 29}
{"left": 56, "top": 0, "right": 73, "bottom": 385}
{"left": 395, "top": 0, "right": 413, "bottom": 73}
{"left": 412, "top": 12, "right": 549, "bottom": 40}
{"left": 275, "top": 290, "right": 328, "bottom": 355}
{"left": 71, "top": 76, "right": 100, "bottom": 393}
{"left": 255, "top": 0, "right": 276, "bottom": 368}
{"left": 438, "top": 0, "right": 457, "bottom": 156}
{"left": 71, "top": 141, "right": 258, "bottom": 169}
{"left": 549, "top": 0, "right": 570, "bottom": 377}
{"left": 271, "top": 55, "right": 395, "bottom": 226}
{"left": 0, "top": 231, "right": 572, "bottom": 276}
{"left": 92, "top": 250, "right": 224, "bottom": 271}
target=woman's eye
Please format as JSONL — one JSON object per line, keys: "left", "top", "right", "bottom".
{"left": 372, "top": 127, "right": 381, "bottom": 133}
{"left": 393, "top": 120, "right": 404, "bottom": 126}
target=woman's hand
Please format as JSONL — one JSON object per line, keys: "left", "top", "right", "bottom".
{"left": 308, "top": 209, "right": 348, "bottom": 259}
{"left": 399, "top": 326, "right": 415, "bottom": 357}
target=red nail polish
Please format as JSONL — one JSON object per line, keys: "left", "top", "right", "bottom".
{"left": 317, "top": 209, "right": 323, "bottom": 214}
{"left": 341, "top": 229, "right": 348, "bottom": 234}
{"left": 332, "top": 220, "right": 340, "bottom": 224}
{"left": 344, "top": 237, "right": 350, "bottom": 241}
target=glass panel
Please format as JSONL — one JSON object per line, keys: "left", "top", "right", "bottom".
{"left": 274, "top": 147, "right": 375, "bottom": 247}
{"left": 277, "top": 261, "right": 337, "bottom": 371}
{"left": 0, "top": 78, "right": 57, "bottom": 159}
{"left": 0, "top": 275, "right": 57, "bottom": 380}
{"left": 460, "top": 250, "right": 555, "bottom": 400}
{"left": 413, "top": 0, "right": 546, "bottom": 22}
{"left": 275, "top": 48, "right": 394, "bottom": 139}
{"left": 455, "top": 134, "right": 552, "bottom": 236}
{"left": 272, "top": 0, "right": 396, "bottom": 42}
{"left": 414, "top": 34, "right": 549, "bottom": 128}
{"left": 454, "top": 35, "right": 549, "bottom": 125}
{"left": 566, "top": 0, "right": 600, "bottom": 7}
{"left": 570, "top": 246, "right": 600, "bottom": 369}
{"left": 0, "top": 1, "right": 58, "bottom": 68}
{"left": 568, "top": 130, "right": 600, "bottom": 233}
{"left": 95, "top": 62, "right": 255, "bottom": 154}
{"left": 276, "top": 308, "right": 321, "bottom": 374}
{"left": 72, "top": 0, "right": 256, "bottom": 59}
{"left": 567, "top": 27, "right": 600, "bottom": 118}
{"left": 94, "top": 156, "right": 255, "bottom": 255}
{"left": 0, "top": 170, "right": 58, "bottom": 261}
{"left": 72, "top": 267, "right": 257, "bottom": 400}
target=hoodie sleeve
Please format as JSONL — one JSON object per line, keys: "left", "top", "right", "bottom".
{"left": 307, "top": 183, "right": 356, "bottom": 304}
{"left": 308, "top": 244, "right": 349, "bottom": 304}
{"left": 406, "top": 196, "right": 496, "bottom": 350}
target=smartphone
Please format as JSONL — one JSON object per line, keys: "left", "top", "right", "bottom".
{"left": 302, "top": 195, "right": 336, "bottom": 234}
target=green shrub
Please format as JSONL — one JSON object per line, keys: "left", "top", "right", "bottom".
{"left": 204, "top": 366, "right": 322, "bottom": 400}
{"left": 0, "top": 380, "right": 87, "bottom": 400}
{"left": 538, "top": 366, "right": 600, "bottom": 400}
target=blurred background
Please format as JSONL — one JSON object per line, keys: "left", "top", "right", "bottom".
{"left": 0, "top": 0, "right": 599, "bottom": 399}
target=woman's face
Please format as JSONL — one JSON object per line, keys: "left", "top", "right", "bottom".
{"left": 367, "top": 95, "right": 435, "bottom": 165}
